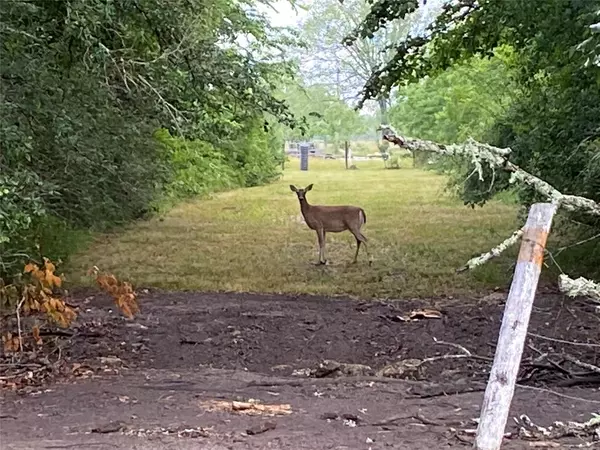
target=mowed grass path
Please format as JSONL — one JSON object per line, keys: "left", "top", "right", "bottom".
{"left": 67, "top": 159, "right": 519, "bottom": 298}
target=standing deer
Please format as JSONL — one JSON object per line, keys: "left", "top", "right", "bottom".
{"left": 290, "top": 184, "right": 368, "bottom": 265}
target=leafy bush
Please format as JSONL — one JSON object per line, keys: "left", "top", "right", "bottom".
{"left": 0, "top": 0, "right": 296, "bottom": 283}
{"left": 227, "top": 120, "right": 285, "bottom": 187}
{"left": 154, "top": 119, "right": 285, "bottom": 204}
{"left": 154, "top": 129, "right": 243, "bottom": 200}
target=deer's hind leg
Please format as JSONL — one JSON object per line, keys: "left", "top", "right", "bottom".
{"left": 349, "top": 227, "right": 368, "bottom": 264}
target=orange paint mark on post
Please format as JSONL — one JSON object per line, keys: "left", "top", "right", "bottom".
{"left": 517, "top": 229, "right": 549, "bottom": 267}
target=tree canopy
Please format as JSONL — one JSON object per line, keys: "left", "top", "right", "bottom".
{"left": 0, "top": 0, "right": 303, "bottom": 279}
{"left": 348, "top": 0, "right": 600, "bottom": 216}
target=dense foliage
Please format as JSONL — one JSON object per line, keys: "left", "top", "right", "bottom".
{"left": 389, "top": 46, "right": 518, "bottom": 145}
{"left": 344, "top": 0, "right": 600, "bottom": 273}
{"left": 351, "top": 0, "right": 599, "bottom": 223}
{"left": 388, "top": 45, "right": 518, "bottom": 167}
{"left": 0, "top": 0, "right": 300, "bottom": 280}
{"left": 350, "top": 0, "right": 599, "bottom": 205}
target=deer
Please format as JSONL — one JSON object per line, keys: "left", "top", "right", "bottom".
{"left": 290, "top": 184, "right": 368, "bottom": 265}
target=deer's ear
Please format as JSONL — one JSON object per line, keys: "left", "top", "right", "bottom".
{"left": 305, "top": 184, "right": 313, "bottom": 192}
{"left": 289, "top": 185, "right": 297, "bottom": 192}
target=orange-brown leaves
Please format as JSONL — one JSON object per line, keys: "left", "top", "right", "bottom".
{"left": 32, "top": 325, "right": 42, "bottom": 346}
{"left": 90, "top": 268, "right": 139, "bottom": 319}
{"left": 25, "top": 258, "right": 63, "bottom": 289}
{"left": 1, "top": 258, "right": 76, "bottom": 354}
{"left": 20, "top": 259, "right": 76, "bottom": 329}
{"left": 2, "top": 332, "right": 22, "bottom": 354}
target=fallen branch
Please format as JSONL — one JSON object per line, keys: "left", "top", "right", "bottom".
{"left": 561, "top": 354, "right": 600, "bottom": 375}
{"left": 527, "top": 332, "right": 600, "bottom": 348}
{"left": 515, "top": 384, "right": 600, "bottom": 404}
{"left": 559, "top": 274, "right": 600, "bottom": 304}
{"left": 247, "top": 375, "right": 422, "bottom": 387}
{"left": 514, "top": 413, "right": 600, "bottom": 441}
{"left": 413, "top": 385, "right": 486, "bottom": 399}
{"left": 383, "top": 125, "right": 600, "bottom": 308}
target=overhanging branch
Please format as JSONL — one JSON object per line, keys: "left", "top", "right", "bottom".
{"left": 379, "top": 125, "right": 600, "bottom": 306}
{"left": 379, "top": 125, "right": 600, "bottom": 216}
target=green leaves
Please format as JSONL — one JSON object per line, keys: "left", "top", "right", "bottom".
{"left": 358, "top": 0, "right": 600, "bottom": 245}
{"left": 279, "top": 83, "right": 369, "bottom": 141}
{"left": 0, "top": 0, "right": 299, "bottom": 281}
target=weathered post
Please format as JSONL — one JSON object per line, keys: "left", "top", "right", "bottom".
{"left": 299, "top": 142, "right": 309, "bottom": 171}
{"left": 474, "top": 203, "right": 557, "bottom": 450}
{"left": 344, "top": 141, "right": 349, "bottom": 169}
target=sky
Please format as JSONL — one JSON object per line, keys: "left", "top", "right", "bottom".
{"left": 260, "top": 0, "right": 309, "bottom": 28}
{"left": 256, "top": 0, "right": 445, "bottom": 116}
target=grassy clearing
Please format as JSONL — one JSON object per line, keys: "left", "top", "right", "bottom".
{"left": 66, "top": 158, "right": 521, "bottom": 298}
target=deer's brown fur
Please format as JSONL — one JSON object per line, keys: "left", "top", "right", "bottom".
{"left": 290, "top": 184, "right": 368, "bottom": 265}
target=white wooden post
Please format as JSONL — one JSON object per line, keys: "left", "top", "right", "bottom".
{"left": 474, "top": 203, "right": 557, "bottom": 450}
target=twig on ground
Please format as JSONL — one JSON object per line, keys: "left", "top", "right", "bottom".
{"left": 180, "top": 338, "right": 202, "bottom": 345}
{"left": 369, "top": 414, "right": 413, "bottom": 426}
{"left": 525, "top": 344, "right": 573, "bottom": 376}
{"left": 421, "top": 354, "right": 471, "bottom": 364}
{"left": 39, "top": 330, "right": 74, "bottom": 337}
{"left": 0, "top": 369, "right": 28, "bottom": 380}
{"left": 415, "top": 412, "right": 442, "bottom": 426}
{"left": 428, "top": 339, "right": 493, "bottom": 363}
{"left": 0, "top": 365, "right": 48, "bottom": 381}
{"left": 557, "top": 375, "right": 600, "bottom": 387}
{"left": 247, "top": 376, "right": 422, "bottom": 387}
{"left": 527, "top": 332, "right": 600, "bottom": 348}
{"left": 369, "top": 412, "right": 443, "bottom": 427}
{"left": 15, "top": 297, "right": 25, "bottom": 353}
{"left": 562, "top": 354, "right": 600, "bottom": 374}
{"left": 412, "top": 386, "right": 486, "bottom": 399}
{"left": 0, "top": 363, "right": 44, "bottom": 368}
{"left": 433, "top": 338, "right": 472, "bottom": 356}
{"left": 516, "top": 384, "right": 600, "bottom": 404}
{"left": 42, "top": 444, "right": 119, "bottom": 449}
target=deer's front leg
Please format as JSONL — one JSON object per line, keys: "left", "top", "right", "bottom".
{"left": 316, "top": 228, "right": 327, "bottom": 265}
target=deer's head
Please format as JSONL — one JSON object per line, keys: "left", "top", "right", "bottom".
{"left": 289, "top": 184, "right": 313, "bottom": 201}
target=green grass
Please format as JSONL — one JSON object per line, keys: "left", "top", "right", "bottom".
{"left": 66, "top": 158, "right": 521, "bottom": 298}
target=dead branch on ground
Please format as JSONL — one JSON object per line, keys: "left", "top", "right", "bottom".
{"left": 561, "top": 354, "right": 600, "bottom": 375}
{"left": 514, "top": 413, "right": 600, "bottom": 441}
{"left": 527, "top": 332, "right": 600, "bottom": 348}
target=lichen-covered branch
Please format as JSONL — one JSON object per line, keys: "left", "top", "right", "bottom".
{"left": 378, "top": 125, "right": 600, "bottom": 308}
{"left": 379, "top": 125, "right": 600, "bottom": 216}
{"left": 559, "top": 274, "right": 600, "bottom": 304}
{"left": 457, "top": 228, "right": 524, "bottom": 273}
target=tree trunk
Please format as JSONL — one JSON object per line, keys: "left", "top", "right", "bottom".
{"left": 378, "top": 97, "right": 389, "bottom": 124}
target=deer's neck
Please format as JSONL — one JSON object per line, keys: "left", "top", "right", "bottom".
{"left": 299, "top": 198, "right": 311, "bottom": 216}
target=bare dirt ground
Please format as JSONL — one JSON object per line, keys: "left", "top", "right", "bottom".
{"left": 1, "top": 289, "right": 599, "bottom": 449}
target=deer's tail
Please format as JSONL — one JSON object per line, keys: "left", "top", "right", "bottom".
{"left": 359, "top": 208, "right": 367, "bottom": 225}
